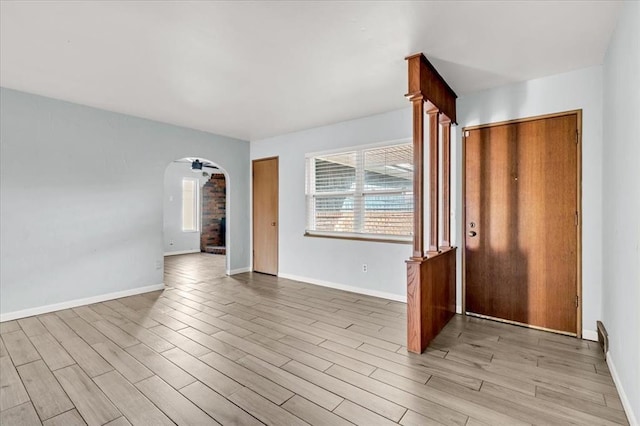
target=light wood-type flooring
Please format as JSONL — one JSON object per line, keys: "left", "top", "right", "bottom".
{"left": 0, "top": 253, "right": 628, "bottom": 425}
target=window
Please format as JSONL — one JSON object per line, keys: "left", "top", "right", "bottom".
{"left": 182, "top": 178, "right": 199, "bottom": 232}
{"left": 306, "top": 141, "right": 413, "bottom": 241}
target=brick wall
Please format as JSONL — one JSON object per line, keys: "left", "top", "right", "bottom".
{"left": 201, "top": 174, "right": 226, "bottom": 252}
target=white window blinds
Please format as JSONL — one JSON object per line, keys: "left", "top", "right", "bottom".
{"left": 306, "top": 142, "right": 413, "bottom": 241}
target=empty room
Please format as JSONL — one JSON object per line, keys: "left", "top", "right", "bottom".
{"left": 1, "top": 1, "right": 638, "bottom": 425}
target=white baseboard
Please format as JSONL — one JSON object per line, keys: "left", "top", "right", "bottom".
{"left": 164, "top": 249, "right": 200, "bottom": 256}
{"left": 228, "top": 267, "right": 251, "bottom": 275}
{"left": 456, "top": 304, "right": 462, "bottom": 314}
{"left": 0, "top": 283, "right": 165, "bottom": 322}
{"left": 278, "top": 273, "right": 407, "bottom": 303}
{"left": 582, "top": 329, "right": 598, "bottom": 341}
{"left": 607, "top": 352, "right": 638, "bottom": 426}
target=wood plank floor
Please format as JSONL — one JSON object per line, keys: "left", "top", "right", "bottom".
{"left": 0, "top": 253, "right": 628, "bottom": 425}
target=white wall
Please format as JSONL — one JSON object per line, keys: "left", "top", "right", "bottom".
{"left": 252, "top": 66, "right": 606, "bottom": 330}
{"left": 0, "top": 88, "right": 250, "bottom": 320}
{"left": 251, "top": 109, "right": 413, "bottom": 301}
{"left": 252, "top": 66, "right": 607, "bottom": 324}
{"left": 455, "top": 66, "right": 604, "bottom": 339}
{"left": 163, "top": 161, "right": 211, "bottom": 255}
{"left": 602, "top": 1, "right": 639, "bottom": 422}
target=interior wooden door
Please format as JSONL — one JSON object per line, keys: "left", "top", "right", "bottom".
{"left": 464, "top": 113, "right": 579, "bottom": 334}
{"left": 253, "top": 157, "right": 278, "bottom": 275}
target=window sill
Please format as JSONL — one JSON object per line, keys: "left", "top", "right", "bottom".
{"left": 304, "top": 232, "right": 412, "bottom": 245}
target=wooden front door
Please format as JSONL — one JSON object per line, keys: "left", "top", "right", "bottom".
{"left": 252, "top": 157, "right": 278, "bottom": 275}
{"left": 464, "top": 112, "right": 580, "bottom": 335}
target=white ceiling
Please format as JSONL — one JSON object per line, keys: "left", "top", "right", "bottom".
{"left": 0, "top": 1, "right": 622, "bottom": 141}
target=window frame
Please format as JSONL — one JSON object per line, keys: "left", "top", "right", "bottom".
{"left": 181, "top": 177, "right": 200, "bottom": 233}
{"left": 305, "top": 139, "right": 413, "bottom": 244}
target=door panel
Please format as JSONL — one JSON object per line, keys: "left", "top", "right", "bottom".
{"left": 464, "top": 114, "right": 578, "bottom": 334}
{"left": 253, "top": 157, "right": 278, "bottom": 275}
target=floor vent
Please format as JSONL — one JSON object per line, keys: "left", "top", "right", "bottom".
{"left": 597, "top": 320, "right": 609, "bottom": 357}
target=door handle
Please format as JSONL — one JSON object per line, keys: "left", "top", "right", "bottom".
{"left": 468, "top": 231, "right": 477, "bottom": 237}
{"left": 271, "top": 222, "right": 276, "bottom": 226}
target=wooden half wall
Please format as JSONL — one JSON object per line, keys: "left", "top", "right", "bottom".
{"left": 407, "top": 248, "right": 457, "bottom": 350}
{"left": 405, "top": 53, "right": 458, "bottom": 353}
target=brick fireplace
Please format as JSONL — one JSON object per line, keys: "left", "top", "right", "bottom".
{"left": 200, "top": 174, "right": 226, "bottom": 255}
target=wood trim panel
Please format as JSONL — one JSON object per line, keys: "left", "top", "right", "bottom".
{"left": 407, "top": 248, "right": 457, "bottom": 353}
{"left": 406, "top": 259, "right": 422, "bottom": 352}
{"left": 576, "top": 110, "right": 583, "bottom": 338}
{"left": 427, "top": 108, "right": 440, "bottom": 255}
{"left": 461, "top": 131, "right": 468, "bottom": 316}
{"left": 440, "top": 116, "right": 452, "bottom": 250}
{"left": 463, "top": 109, "right": 582, "bottom": 131}
{"left": 405, "top": 53, "right": 457, "bottom": 123}
{"left": 411, "top": 96, "right": 425, "bottom": 258}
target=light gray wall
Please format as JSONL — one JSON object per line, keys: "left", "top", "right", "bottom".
{"left": 163, "top": 161, "right": 211, "bottom": 255}
{"left": 456, "top": 66, "right": 604, "bottom": 339}
{"left": 0, "top": 88, "right": 250, "bottom": 317}
{"left": 251, "top": 109, "right": 413, "bottom": 300}
{"left": 252, "top": 66, "right": 608, "bottom": 332}
{"left": 602, "top": 0, "right": 640, "bottom": 422}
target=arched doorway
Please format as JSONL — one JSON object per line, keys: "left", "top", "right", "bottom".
{"left": 163, "top": 157, "right": 231, "bottom": 274}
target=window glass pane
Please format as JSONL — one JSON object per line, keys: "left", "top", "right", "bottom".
{"left": 182, "top": 178, "right": 198, "bottom": 232}
{"left": 363, "top": 193, "right": 413, "bottom": 236}
{"left": 314, "top": 152, "right": 357, "bottom": 193}
{"left": 311, "top": 196, "right": 356, "bottom": 233}
{"left": 364, "top": 144, "right": 413, "bottom": 191}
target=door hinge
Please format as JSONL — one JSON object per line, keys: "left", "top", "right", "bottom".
{"left": 576, "top": 130, "right": 579, "bottom": 144}
{"left": 575, "top": 212, "right": 579, "bottom": 226}
{"left": 464, "top": 131, "right": 470, "bottom": 138}
{"left": 576, "top": 295, "right": 580, "bottom": 308}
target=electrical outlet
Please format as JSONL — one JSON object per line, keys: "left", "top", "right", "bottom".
{"left": 362, "top": 264, "right": 368, "bottom": 273}
{"left": 155, "top": 260, "right": 163, "bottom": 270}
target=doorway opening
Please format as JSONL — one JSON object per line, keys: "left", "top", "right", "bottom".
{"left": 163, "top": 157, "right": 230, "bottom": 278}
